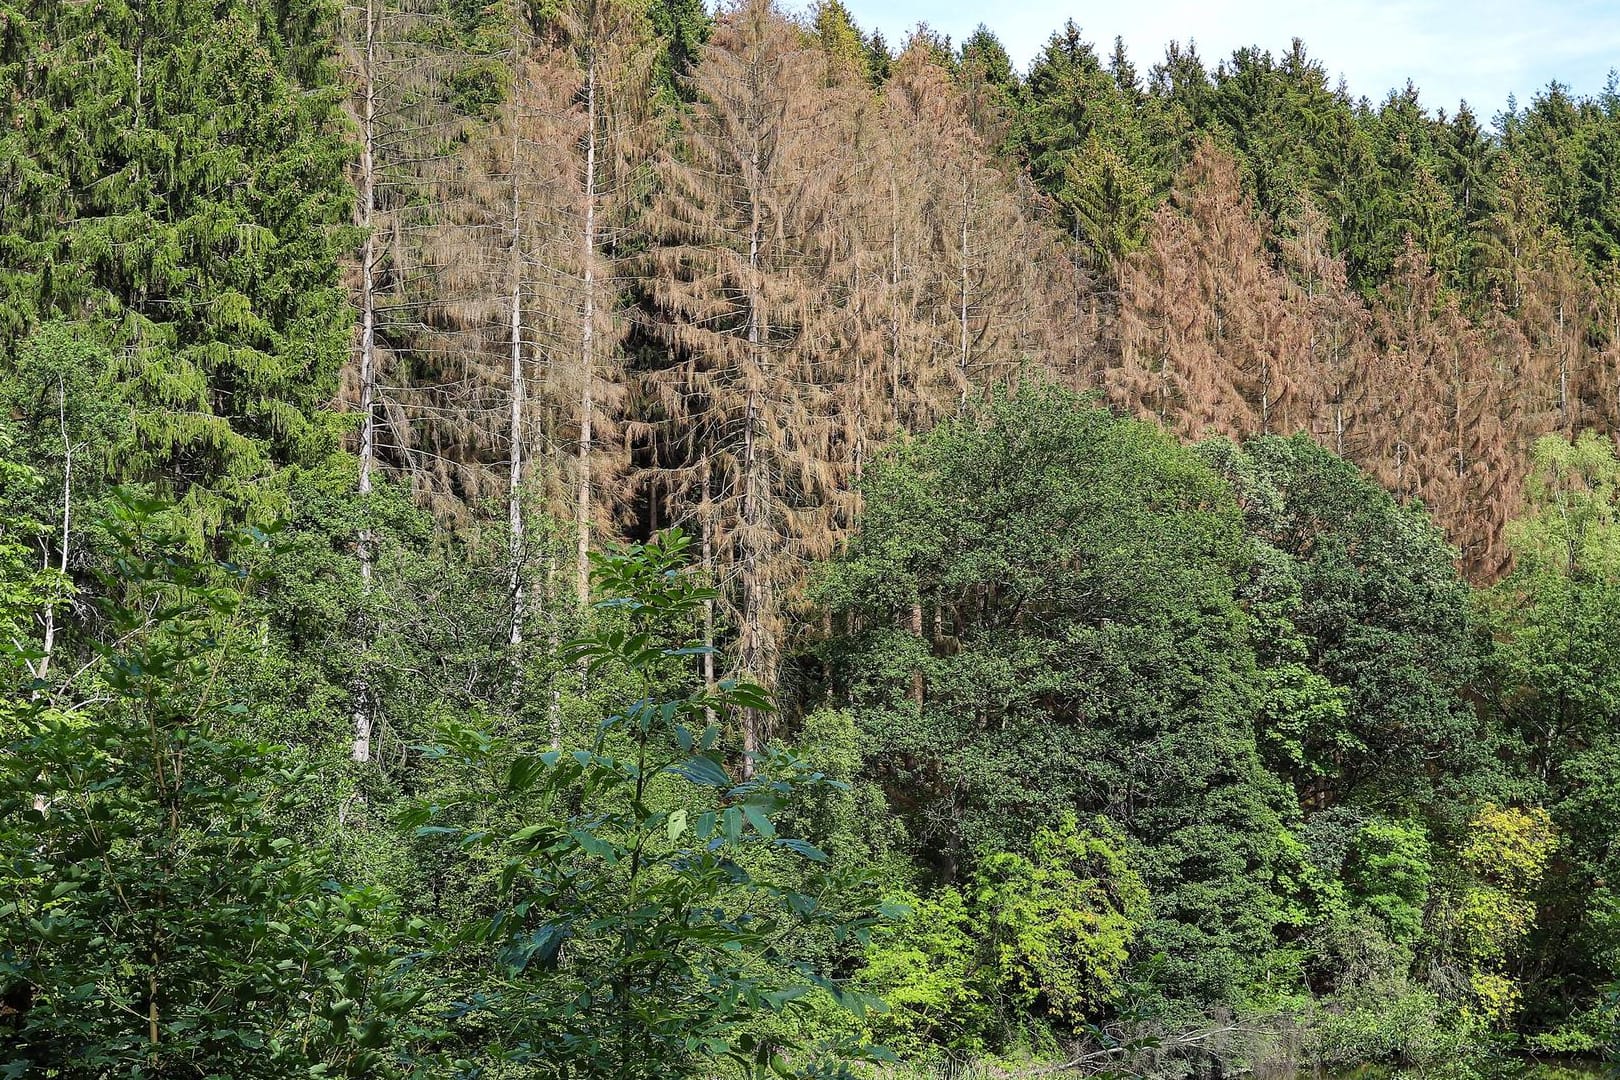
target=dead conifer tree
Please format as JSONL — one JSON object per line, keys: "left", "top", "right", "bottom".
{"left": 637, "top": 0, "right": 857, "bottom": 767}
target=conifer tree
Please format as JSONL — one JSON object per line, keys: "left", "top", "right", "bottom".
{"left": 1, "top": 0, "right": 355, "bottom": 527}
{"left": 1369, "top": 243, "right": 1516, "bottom": 575}
{"left": 1277, "top": 198, "right": 1374, "bottom": 459}
{"left": 339, "top": 0, "right": 520, "bottom": 762}
{"left": 1116, "top": 141, "right": 1312, "bottom": 439}
{"left": 1019, "top": 22, "right": 1158, "bottom": 269}
{"left": 639, "top": 0, "right": 856, "bottom": 759}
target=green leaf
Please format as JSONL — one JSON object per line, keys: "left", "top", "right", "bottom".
{"left": 741, "top": 803, "right": 775, "bottom": 839}
{"left": 774, "top": 839, "right": 827, "bottom": 862}
{"left": 571, "top": 830, "right": 620, "bottom": 862}
{"left": 506, "top": 755, "right": 546, "bottom": 793}
{"left": 668, "top": 755, "right": 731, "bottom": 789}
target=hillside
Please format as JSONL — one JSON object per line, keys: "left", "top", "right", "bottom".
{"left": 3, "top": 0, "right": 1620, "bottom": 1075}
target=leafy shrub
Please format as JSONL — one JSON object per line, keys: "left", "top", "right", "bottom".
{"left": 411, "top": 531, "right": 894, "bottom": 1078}
{"left": 858, "top": 816, "right": 1148, "bottom": 1055}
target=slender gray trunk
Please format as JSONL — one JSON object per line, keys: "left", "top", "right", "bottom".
{"left": 701, "top": 460, "right": 716, "bottom": 728}
{"left": 36, "top": 378, "right": 72, "bottom": 682}
{"left": 352, "top": 0, "right": 378, "bottom": 764}
{"left": 509, "top": 124, "right": 526, "bottom": 650}
{"left": 738, "top": 151, "right": 765, "bottom": 777}
{"left": 575, "top": 47, "right": 598, "bottom": 607}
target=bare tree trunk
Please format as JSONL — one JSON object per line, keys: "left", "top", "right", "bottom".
{"left": 1260, "top": 353, "right": 1272, "bottom": 433}
{"left": 740, "top": 415, "right": 762, "bottom": 774}
{"left": 508, "top": 123, "right": 526, "bottom": 651}
{"left": 959, "top": 179, "right": 970, "bottom": 403}
{"left": 547, "top": 546, "right": 563, "bottom": 751}
{"left": 575, "top": 46, "right": 598, "bottom": 607}
{"left": 36, "top": 377, "right": 71, "bottom": 682}
{"left": 738, "top": 168, "right": 765, "bottom": 777}
{"left": 701, "top": 458, "right": 717, "bottom": 728}
{"left": 352, "top": 0, "right": 378, "bottom": 765}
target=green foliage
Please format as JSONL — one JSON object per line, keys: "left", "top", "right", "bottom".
{"left": 857, "top": 817, "right": 1146, "bottom": 1057}
{"left": 1016, "top": 22, "right": 1164, "bottom": 263}
{"left": 1006, "top": 23, "right": 1620, "bottom": 301}
{"left": 0, "top": 0, "right": 356, "bottom": 527}
{"left": 974, "top": 816, "right": 1148, "bottom": 1024}
{"left": 812, "top": 0, "right": 868, "bottom": 81}
{"left": 1346, "top": 820, "right": 1432, "bottom": 949}
{"left": 777, "top": 709, "right": 901, "bottom": 866}
{"left": 8, "top": 0, "right": 1620, "bottom": 1065}
{"left": 0, "top": 495, "right": 417, "bottom": 1078}
{"left": 1310, "top": 982, "right": 1470, "bottom": 1068}
{"left": 226, "top": 456, "right": 540, "bottom": 765}
{"left": 0, "top": 445, "right": 58, "bottom": 661}
{"left": 817, "top": 384, "right": 1292, "bottom": 1006}
{"left": 1482, "top": 433, "right": 1620, "bottom": 1026}
{"left": 1446, "top": 803, "right": 1556, "bottom": 1027}
{"left": 412, "top": 531, "right": 892, "bottom": 1078}
{"left": 959, "top": 26, "right": 1014, "bottom": 89}
{"left": 645, "top": 0, "right": 712, "bottom": 102}
{"left": 1204, "top": 435, "right": 1487, "bottom": 815}
{"left": 858, "top": 887, "right": 990, "bottom": 1057}
{"left": 0, "top": 323, "right": 126, "bottom": 528}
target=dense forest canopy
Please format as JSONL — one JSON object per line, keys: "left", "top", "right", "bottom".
{"left": 3, "top": 0, "right": 1620, "bottom": 1074}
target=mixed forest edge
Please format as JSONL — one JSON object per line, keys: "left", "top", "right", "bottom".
{"left": 4, "top": 0, "right": 1620, "bottom": 1075}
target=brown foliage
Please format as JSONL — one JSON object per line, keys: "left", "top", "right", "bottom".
{"left": 1114, "top": 141, "right": 1316, "bottom": 439}
{"left": 341, "top": 1, "right": 1620, "bottom": 662}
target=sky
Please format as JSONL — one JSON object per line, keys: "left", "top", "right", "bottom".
{"left": 836, "top": 0, "right": 1620, "bottom": 118}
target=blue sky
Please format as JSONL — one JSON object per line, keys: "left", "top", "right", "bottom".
{"left": 833, "top": 0, "right": 1620, "bottom": 118}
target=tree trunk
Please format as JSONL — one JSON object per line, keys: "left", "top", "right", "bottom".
{"left": 701, "top": 458, "right": 717, "bottom": 727}
{"left": 575, "top": 47, "right": 598, "bottom": 608}
{"left": 547, "top": 546, "right": 563, "bottom": 751}
{"left": 37, "top": 377, "right": 71, "bottom": 682}
{"left": 508, "top": 123, "right": 526, "bottom": 651}
{"left": 352, "top": 0, "right": 378, "bottom": 765}
{"left": 738, "top": 166, "right": 765, "bottom": 777}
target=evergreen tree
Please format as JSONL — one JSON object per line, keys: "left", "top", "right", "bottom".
{"left": 0, "top": 0, "right": 356, "bottom": 528}
{"left": 1018, "top": 22, "right": 1157, "bottom": 267}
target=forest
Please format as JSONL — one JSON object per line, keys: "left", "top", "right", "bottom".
{"left": 3, "top": 0, "right": 1620, "bottom": 1074}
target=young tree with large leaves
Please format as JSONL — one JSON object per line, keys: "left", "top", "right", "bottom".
{"left": 0, "top": 500, "right": 417, "bottom": 1077}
